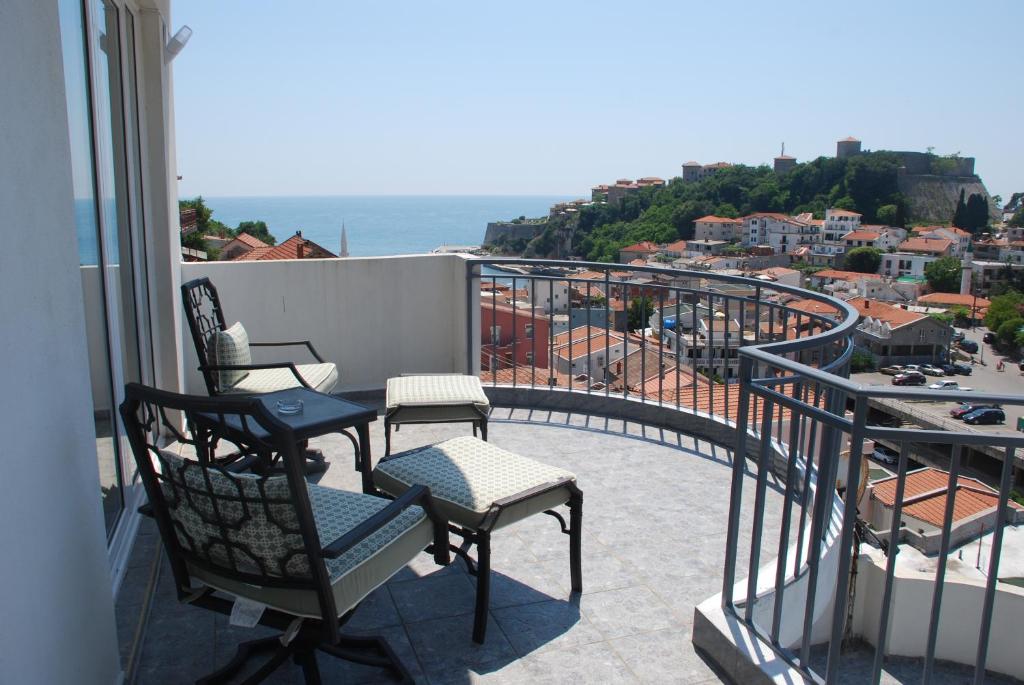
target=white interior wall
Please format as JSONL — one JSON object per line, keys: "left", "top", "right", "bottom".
{"left": 0, "top": 2, "right": 121, "bottom": 682}
{"left": 180, "top": 255, "right": 471, "bottom": 393}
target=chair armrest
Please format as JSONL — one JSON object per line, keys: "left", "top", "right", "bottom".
{"left": 322, "top": 485, "right": 450, "bottom": 566}
{"left": 248, "top": 340, "right": 325, "bottom": 363}
{"left": 199, "top": 362, "right": 312, "bottom": 388}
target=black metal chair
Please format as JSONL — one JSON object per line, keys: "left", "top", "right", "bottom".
{"left": 181, "top": 277, "right": 338, "bottom": 397}
{"left": 120, "top": 383, "right": 449, "bottom": 683}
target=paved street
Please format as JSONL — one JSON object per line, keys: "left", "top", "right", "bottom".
{"left": 853, "top": 325, "right": 1024, "bottom": 437}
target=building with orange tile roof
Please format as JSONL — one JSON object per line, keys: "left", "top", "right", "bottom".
{"left": 897, "top": 237, "right": 953, "bottom": 256}
{"left": 847, "top": 297, "right": 952, "bottom": 364}
{"left": 230, "top": 231, "right": 336, "bottom": 261}
{"left": 695, "top": 215, "right": 742, "bottom": 242}
{"left": 618, "top": 241, "right": 661, "bottom": 264}
{"left": 219, "top": 231, "right": 270, "bottom": 260}
{"left": 866, "top": 467, "right": 1024, "bottom": 553}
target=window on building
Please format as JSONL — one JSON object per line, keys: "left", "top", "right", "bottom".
{"left": 490, "top": 325, "right": 501, "bottom": 344}
{"left": 524, "top": 324, "right": 534, "bottom": 339}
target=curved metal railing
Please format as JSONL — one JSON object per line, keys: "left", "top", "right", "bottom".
{"left": 466, "top": 257, "right": 1024, "bottom": 684}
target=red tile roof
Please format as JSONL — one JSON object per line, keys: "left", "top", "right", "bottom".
{"left": 231, "top": 232, "right": 337, "bottom": 261}
{"left": 695, "top": 215, "right": 742, "bottom": 224}
{"left": 918, "top": 293, "right": 991, "bottom": 308}
{"left": 786, "top": 298, "right": 844, "bottom": 317}
{"left": 847, "top": 298, "right": 924, "bottom": 328}
{"left": 662, "top": 240, "right": 688, "bottom": 252}
{"left": 828, "top": 209, "right": 862, "bottom": 217}
{"left": 843, "top": 231, "right": 882, "bottom": 242}
{"left": 897, "top": 237, "right": 952, "bottom": 254}
{"left": 872, "top": 467, "right": 1023, "bottom": 527}
{"left": 231, "top": 232, "right": 270, "bottom": 248}
{"left": 812, "top": 269, "right": 883, "bottom": 282}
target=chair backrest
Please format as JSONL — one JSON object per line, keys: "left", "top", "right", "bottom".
{"left": 120, "top": 383, "right": 340, "bottom": 624}
{"left": 181, "top": 277, "right": 227, "bottom": 395}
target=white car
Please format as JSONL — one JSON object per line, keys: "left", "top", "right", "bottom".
{"left": 872, "top": 446, "right": 898, "bottom": 465}
{"left": 929, "top": 380, "right": 972, "bottom": 391}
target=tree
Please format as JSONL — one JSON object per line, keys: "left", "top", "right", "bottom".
{"left": 627, "top": 296, "right": 654, "bottom": 331}
{"left": 876, "top": 204, "right": 900, "bottom": 226}
{"left": 983, "top": 291, "right": 1024, "bottom": 332}
{"left": 995, "top": 317, "right": 1024, "bottom": 346}
{"left": 964, "top": 193, "right": 989, "bottom": 233}
{"left": 850, "top": 350, "right": 876, "bottom": 372}
{"left": 952, "top": 188, "right": 967, "bottom": 228}
{"left": 235, "top": 220, "right": 276, "bottom": 245}
{"left": 844, "top": 246, "right": 882, "bottom": 274}
{"left": 924, "top": 256, "right": 962, "bottom": 293}
{"left": 949, "top": 305, "right": 971, "bottom": 327}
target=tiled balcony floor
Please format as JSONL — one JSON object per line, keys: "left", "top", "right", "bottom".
{"left": 117, "top": 406, "right": 793, "bottom": 684}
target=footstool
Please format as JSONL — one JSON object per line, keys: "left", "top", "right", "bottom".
{"left": 372, "top": 436, "right": 582, "bottom": 643}
{"left": 384, "top": 374, "right": 491, "bottom": 456}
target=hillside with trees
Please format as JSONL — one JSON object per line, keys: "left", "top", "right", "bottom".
{"left": 179, "top": 197, "right": 276, "bottom": 258}
{"left": 526, "top": 151, "right": 988, "bottom": 262}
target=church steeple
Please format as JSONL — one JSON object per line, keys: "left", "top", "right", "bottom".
{"left": 340, "top": 222, "right": 349, "bottom": 258}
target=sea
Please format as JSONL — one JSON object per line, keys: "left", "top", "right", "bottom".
{"left": 197, "top": 195, "right": 573, "bottom": 258}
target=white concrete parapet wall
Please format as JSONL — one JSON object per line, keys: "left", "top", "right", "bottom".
{"left": 180, "top": 254, "right": 471, "bottom": 393}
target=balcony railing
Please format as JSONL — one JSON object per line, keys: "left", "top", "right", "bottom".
{"left": 468, "top": 257, "right": 1024, "bottom": 684}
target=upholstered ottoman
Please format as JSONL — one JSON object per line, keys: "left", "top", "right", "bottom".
{"left": 373, "top": 436, "right": 582, "bottom": 643}
{"left": 384, "top": 374, "right": 491, "bottom": 455}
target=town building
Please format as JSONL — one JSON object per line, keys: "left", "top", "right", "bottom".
{"left": 681, "top": 161, "right": 733, "bottom": 183}
{"left": 551, "top": 326, "right": 627, "bottom": 379}
{"left": 523, "top": 279, "right": 571, "bottom": 314}
{"left": 694, "top": 215, "right": 742, "bottom": 242}
{"left": 836, "top": 136, "right": 862, "bottom": 159}
{"left": 480, "top": 301, "right": 552, "bottom": 370}
{"left": 219, "top": 231, "right": 269, "bottom": 260}
{"left": 864, "top": 468, "right": 1024, "bottom": 554}
{"left": 848, "top": 297, "right": 952, "bottom": 364}
{"left": 742, "top": 213, "right": 817, "bottom": 254}
{"left": 617, "top": 240, "right": 660, "bottom": 264}
{"left": 917, "top": 292, "right": 990, "bottom": 323}
{"left": 229, "top": 231, "right": 337, "bottom": 261}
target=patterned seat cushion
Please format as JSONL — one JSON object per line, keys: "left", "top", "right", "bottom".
{"left": 223, "top": 362, "right": 338, "bottom": 395}
{"left": 210, "top": 322, "right": 252, "bottom": 389}
{"left": 386, "top": 375, "right": 490, "bottom": 424}
{"left": 373, "top": 436, "right": 576, "bottom": 530}
{"left": 163, "top": 452, "right": 432, "bottom": 618}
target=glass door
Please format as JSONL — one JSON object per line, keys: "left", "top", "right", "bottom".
{"left": 58, "top": 0, "right": 153, "bottom": 547}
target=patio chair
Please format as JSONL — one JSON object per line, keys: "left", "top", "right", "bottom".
{"left": 120, "top": 383, "right": 449, "bottom": 684}
{"left": 181, "top": 277, "right": 338, "bottom": 397}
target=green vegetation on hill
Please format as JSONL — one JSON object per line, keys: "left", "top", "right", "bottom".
{"left": 179, "top": 197, "right": 277, "bottom": 258}
{"left": 540, "top": 152, "right": 911, "bottom": 262}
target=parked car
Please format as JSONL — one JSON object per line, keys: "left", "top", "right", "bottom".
{"left": 880, "top": 365, "right": 905, "bottom": 376}
{"left": 939, "top": 364, "right": 957, "bottom": 375}
{"left": 892, "top": 372, "right": 926, "bottom": 386}
{"left": 952, "top": 362, "right": 972, "bottom": 375}
{"left": 958, "top": 340, "right": 979, "bottom": 353}
{"left": 951, "top": 331, "right": 966, "bottom": 343}
{"left": 920, "top": 364, "right": 946, "bottom": 377}
{"left": 902, "top": 364, "right": 923, "bottom": 373}
{"left": 983, "top": 332, "right": 996, "bottom": 344}
{"left": 950, "top": 403, "right": 1000, "bottom": 419}
{"left": 963, "top": 408, "right": 1005, "bottom": 425}
{"left": 871, "top": 445, "right": 898, "bottom": 465}
{"left": 929, "top": 380, "right": 972, "bottom": 391}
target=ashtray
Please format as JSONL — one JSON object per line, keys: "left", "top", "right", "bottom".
{"left": 275, "top": 398, "right": 304, "bottom": 416}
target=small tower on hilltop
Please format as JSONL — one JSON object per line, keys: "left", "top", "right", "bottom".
{"left": 339, "top": 222, "right": 349, "bottom": 258}
{"left": 837, "top": 136, "right": 862, "bottom": 159}
{"left": 774, "top": 142, "right": 796, "bottom": 174}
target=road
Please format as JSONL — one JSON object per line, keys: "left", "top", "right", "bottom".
{"left": 852, "top": 325, "right": 1024, "bottom": 436}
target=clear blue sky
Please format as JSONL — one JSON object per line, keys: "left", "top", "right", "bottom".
{"left": 173, "top": 1, "right": 1023, "bottom": 201}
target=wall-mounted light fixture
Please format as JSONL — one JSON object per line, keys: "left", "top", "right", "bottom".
{"left": 165, "top": 25, "right": 192, "bottom": 62}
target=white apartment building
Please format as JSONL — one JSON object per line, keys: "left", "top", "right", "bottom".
{"left": 917, "top": 226, "right": 971, "bottom": 258}
{"left": 822, "top": 209, "right": 862, "bottom": 242}
{"left": 742, "top": 213, "right": 817, "bottom": 254}
{"left": 524, "top": 279, "right": 571, "bottom": 314}
{"left": 694, "top": 215, "right": 742, "bottom": 242}
{"left": 551, "top": 326, "right": 626, "bottom": 378}
{"left": 664, "top": 318, "right": 746, "bottom": 378}
{"left": 881, "top": 252, "right": 937, "bottom": 278}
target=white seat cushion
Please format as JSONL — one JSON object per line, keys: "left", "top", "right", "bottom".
{"left": 374, "top": 436, "right": 576, "bottom": 530}
{"left": 386, "top": 374, "right": 490, "bottom": 424}
{"left": 223, "top": 362, "right": 338, "bottom": 395}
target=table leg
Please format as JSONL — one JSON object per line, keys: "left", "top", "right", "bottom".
{"left": 357, "top": 422, "right": 374, "bottom": 495}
